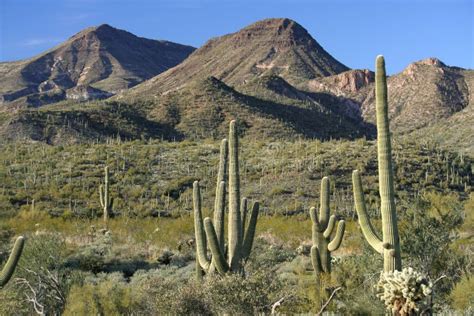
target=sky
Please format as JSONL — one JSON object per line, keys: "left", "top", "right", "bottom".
{"left": 0, "top": 0, "right": 472, "bottom": 74}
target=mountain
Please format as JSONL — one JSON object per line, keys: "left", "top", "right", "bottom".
{"left": 144, "top": 75, "right": 372, "bottom": 140}
{"left": 108, "top": 18, "right": 371, "bottom": 141}
{"left": 1, "top": 18, "right": 471, "bottom": 149}
{"left": 305, "top": 58, "right": 471, "bottom": 134}
{"left": 358, "top": 58, "right": 470, "bottom": 133}
{"left": 119, "top": 18, "right": 349, "bottom": 100}
{"left": 0, "top": 24, "right": 195, "bottom": 109}
{"left": 409, "top": 68, "right": 474, "bottom": 154}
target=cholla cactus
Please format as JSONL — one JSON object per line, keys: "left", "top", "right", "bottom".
{"left": 376, "top": 267, "right": 433, "bottom": 315}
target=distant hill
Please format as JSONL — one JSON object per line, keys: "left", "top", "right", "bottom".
{"left": 0, "top": 24, "right": 195, "bottom": 108}
{"left": 304, "top": 58, "right": 472, "bottom": 134}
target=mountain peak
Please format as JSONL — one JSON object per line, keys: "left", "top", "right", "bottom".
{"left": 416, "top": 57, "right": 446, "bottom": 67}
{"left": 94, "top": 23, "right": 115, "bottom": 31}
{"left": 234, "top": 18, "right": 314, "bottom": 46}
{"left": 241, "top": 18, "right": 301, "bottom": 31}
{"left": 126, "top": 18, "right": 348, "bottom": 98}
{"left": 0, "top": 24, "right": 195, "bottom": 107}
{"left": 74, "top": 23, "right": 118, "bottom": 36}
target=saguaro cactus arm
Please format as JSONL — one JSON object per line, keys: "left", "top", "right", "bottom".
{"left": 99, "top": 184, "right": 105, "bottom": 207}
{"left": 0, "top": 236, "right": 25, "bottom": 287}
{"left": 214, "top": 139, "right": 228, "bottom": 249}
{"left": 310, "top": 246, "right": 322, "bottom": 275}
{"left": 241, "top": 201, "right": 259, "bottom": 261}
{"left": 323, "top": 215, "right": 336, "bottom": 238}
{"left": 319, "top": 177, "right": 330, "bottom": 228}
{"left": 204, "top": 218, "right": 229, "bottom": 274}
{"left": 310, "top": 207, "right": 322, "bottom": 232}
{"left": 213, "top": 181, "right": 226, "bottom": 254}
{"left": 328, "top": 221, "right": 346, "bottom": 252}
{"left": 241, "top": 197, "right": 248, "bottom": 233}
{"left": 352, "top": 170, "right": 384, "bottom": 254}
{"left": 193, "top": 181, "right": 211, "bottom": 270}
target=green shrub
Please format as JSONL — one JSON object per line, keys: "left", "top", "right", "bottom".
{"left": 450, "top": 274, "right": 474, "bottom": 311}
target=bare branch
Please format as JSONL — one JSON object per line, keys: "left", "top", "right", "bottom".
{"left": 317, "top": 287, "right": 342, "bottom": 316}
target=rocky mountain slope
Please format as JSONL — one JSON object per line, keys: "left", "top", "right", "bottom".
{"left": 409, "top": 68, "right": 474, "bottom": 154}
{"left": 110, "top": 18, "right": 372, "bottom": 141}
{"left": 0, "top": 24, "right": 195, "bottom": 109}
{"left": 0, "top": 18, "right": 471, "bottom": 150}
{"left": 119, "top": 18, "right": 348, "bottom": 100}
{"left": 304, "top": 58, "right": 471, "bottom": 134}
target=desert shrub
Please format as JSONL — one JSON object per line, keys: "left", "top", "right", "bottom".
{"left": 203, "top": 269, "right": 288, "bottom": 314}
{"left": 63, "top": 272, "right": 139, "bottom": 315}
{"left": 4, "top": 234, "right": 85, "bottom": 315}
{"left": 400, "top": 195, "right": 468, "bottom": 309}
{"left": 331, "top": 247, "right": 386, "bottom": 315}
{"left": 65, "top": 230, "right": 112, "bottom": 273}
{"left": 449, "top": 274, "right": 474, "bottom": 311}
{"left": 247, "top": 236, "right": 296, "bottom": 271}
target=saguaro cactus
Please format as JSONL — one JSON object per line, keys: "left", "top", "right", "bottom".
{"left": 0, "top": 236, "right": 25, "bottom": 287}
{"left": 194, "top": 120, "right": 259, "bottom": 275}
{"left": 99, "top": 166, "right": 114, "bottom": 223}
{"left": 310, "top": 177, "right": 345, "bottom": 275}
{"left": 352, "top": 55, "right": 402, "bottom": 272}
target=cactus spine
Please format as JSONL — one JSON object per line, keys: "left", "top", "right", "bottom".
{"left": 0, "top": 236, "right": 25, "bottom": 287}
{"left": 99, "top": 166, "right": 113, "bottom": 223}
{"left": 352, "top": 55, "right": 402, "bottom": 272}
{"left": 194, "top": 120, "right": 259, "bottom": 275}
{"left": 310, "top": 177, "right": 345, "bottom": 275}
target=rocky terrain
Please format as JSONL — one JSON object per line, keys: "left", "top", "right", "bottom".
{"left": 0, "top": 18, "right": 472, "bottom": 153}
{"left": 0, "top": 24, "right": 195, "bottom": 109}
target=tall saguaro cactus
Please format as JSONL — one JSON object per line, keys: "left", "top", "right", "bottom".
{"left": 99, "top": 166, "right": 114, "bottom": 223}
{"left": 194, "top": 120, "right": 260, "bottom": 275}
{"left": 310, "top": 177, "right": 345, "bottom": 275}
{"left": 352, "top": 55, "right": 402, "bottom": 272}
{"left": 0, "top": 236, "right": 25, "bottom": 287}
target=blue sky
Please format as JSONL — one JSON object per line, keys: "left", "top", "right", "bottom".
{"left": 0, "top": 0, "right": 472, "bottom": 74}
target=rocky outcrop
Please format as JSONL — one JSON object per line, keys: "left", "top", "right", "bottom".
{"left": 307, "top": 69, "right": 374, "bottom": 95}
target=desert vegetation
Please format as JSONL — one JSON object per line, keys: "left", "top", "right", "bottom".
{"left": 0, "top": 56, "right": 472, "bottom": 315}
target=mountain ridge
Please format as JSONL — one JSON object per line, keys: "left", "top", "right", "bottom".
{"left": 0, "top": 24, "right": 195, "bottom": 109}
{"left": 0, "top": 18, "right": 472, "bottom": 153}
{"left": 118, "top": 18, "right": 349, "bottom": 100}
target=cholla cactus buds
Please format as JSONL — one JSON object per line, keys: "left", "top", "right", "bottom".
{"left": 375, "top": 267, "right": 433, "bottom": 315}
